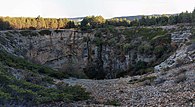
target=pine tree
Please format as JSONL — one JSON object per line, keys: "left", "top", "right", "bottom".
{"left": 192, "top": 8, "right": 195, "bottom": 25}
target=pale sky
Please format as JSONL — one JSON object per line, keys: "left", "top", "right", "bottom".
{"left": 0, "top": 0, "right": 194, "bottom": 18}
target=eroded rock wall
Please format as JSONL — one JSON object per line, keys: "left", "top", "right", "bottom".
{"left": 0, "top": 28, "right": 174, "bottom": 79}
{"left": 0, "top": 30, "right": 93, "bottom": 68}
{"left": 154, "top": 29, "right": 194, "bottom": 71}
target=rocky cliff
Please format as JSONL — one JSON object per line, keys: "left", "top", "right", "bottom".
{"left": 0, "top": 27, "right": 174, "bottom": 79}
{"left": 155, "top": 27, "right": 195, "bottom": 71}
{"left": 0, "top": 25, "right": 195, "bottom": 106}
{"left": 0, "top": 30, "right": 93, "bottom": 68}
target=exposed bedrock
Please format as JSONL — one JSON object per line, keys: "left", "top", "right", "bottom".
{"left": 0, "top": 27, "right": 185, "bottom": 79}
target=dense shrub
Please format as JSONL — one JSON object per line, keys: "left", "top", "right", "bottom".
{"left": 39, "top": 30, "right": 52, "bottom": 36}
{"left": 105, "top": 99, "right": 121, "bottom": 106}
{"left": 0, "top": 51, "right": 69, "bottom": 79}
{"left": 138, "top": 43, "right": 153, "bottom": 54}
{"left": 54, "top": 30, "right": 64, "bottom": 33}
{"left": 175, "top": 74, "right": 187, "bottom": 83}
{"left": 20, "top": 30, "right": 38, "bottom": 36}
{"left": 0, "top": 54, "right": 90, "bottom": 106}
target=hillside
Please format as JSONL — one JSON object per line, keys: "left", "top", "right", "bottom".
{"left": 62, "top": 25, "right": 195, "bottom": 106}
{"left": 0, "top": 24, "right": 195, "bottom": 106}
{"left": 0, "top": 0, "right": 194, "bottom": 106}
{"left": 0, "top": 48, "right": 90, "bottom": 106}
{"left": 0, "top": 27, "right": 175, "bottom": 79}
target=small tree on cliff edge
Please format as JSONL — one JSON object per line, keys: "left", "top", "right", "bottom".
{"left": 80, "top": 16, "right": 105, "bottom": 30}
{"left": 192, "top": 8, "right": 195, "bottom": 26}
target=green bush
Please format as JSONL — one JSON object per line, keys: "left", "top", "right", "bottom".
{"left": 0, "top": 89, "right": 12, "bottom": 103}
{"left": 189, "top": 38, "right": 195, "bottom": 44}
{"left": 20, "top": 30, "right": 38, "bottom": 36}
{"left": 138, "top": 43, "right": 153, "bottom": 54}
{"left": 105, "top": 99, "right": 121, "bottom": 106}
{"left": 174, "top": 74, "right": 187, "bottom": 83}
{"left": 96, "top": 38, "right": 104, "bottom": 46}
{"left": 135, "top": 61, "right": 147, "bottom": 70}
{"left": 0, "top": 36, "right": 7, "bottom": 45}
{"left": 129, "top": 76, "right": 157, "bottom": 85}
{"left": 123, "top": 43, "right": 133, "bottom": 50}
{"left": 0, "top": 51, "right": 69, "bottom": 79}
{"left": 39, "top": 30, "right": 52, "bottom": 36}
{"left": 54, "top": 30, "right": 64, "bottom": 33}
{"left": 0, "top": 57, "right": 90, "bottom": 105}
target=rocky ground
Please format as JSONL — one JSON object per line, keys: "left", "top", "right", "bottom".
{"left": 59, "top": 63, "right": 195, "bottom": 107}
{"left": 54, "top": 27, "right": 195, "bottom": 107}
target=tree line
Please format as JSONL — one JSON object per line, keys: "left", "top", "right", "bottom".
{"left": 133, "top": 11, "right": 194, "bottom": 26}
{"left": 80, "top": 8, "right": 195, "bottom": 30}
{"left": 0, "top": 8, "right": 194, "bottom": 30}
{"left": 0, "top": 16, "right": 76, "bottom": 30}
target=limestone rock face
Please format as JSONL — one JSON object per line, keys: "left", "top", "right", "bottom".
{"left": 154, "top": 30, "right": 194, "bottom": 71}
{"left": 0, "top": 30, "right": 132, "bottom": 78}
{"left": 0, "top": 28, "right": 173, "bottom": 78}
{"left": 0, "top": 30, "right": 94, "bottom": 69}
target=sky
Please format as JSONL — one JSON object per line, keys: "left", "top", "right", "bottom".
{"left": 0, "top": 0, "right": 195, "bottom": 18}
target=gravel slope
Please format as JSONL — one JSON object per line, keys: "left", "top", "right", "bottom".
{"left": 62, "top": 63, "right": 195, "bottom": 107}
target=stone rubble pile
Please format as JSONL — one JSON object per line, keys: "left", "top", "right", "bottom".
{"left": 63, "top": 63, "right": 195, "bottom": 106}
